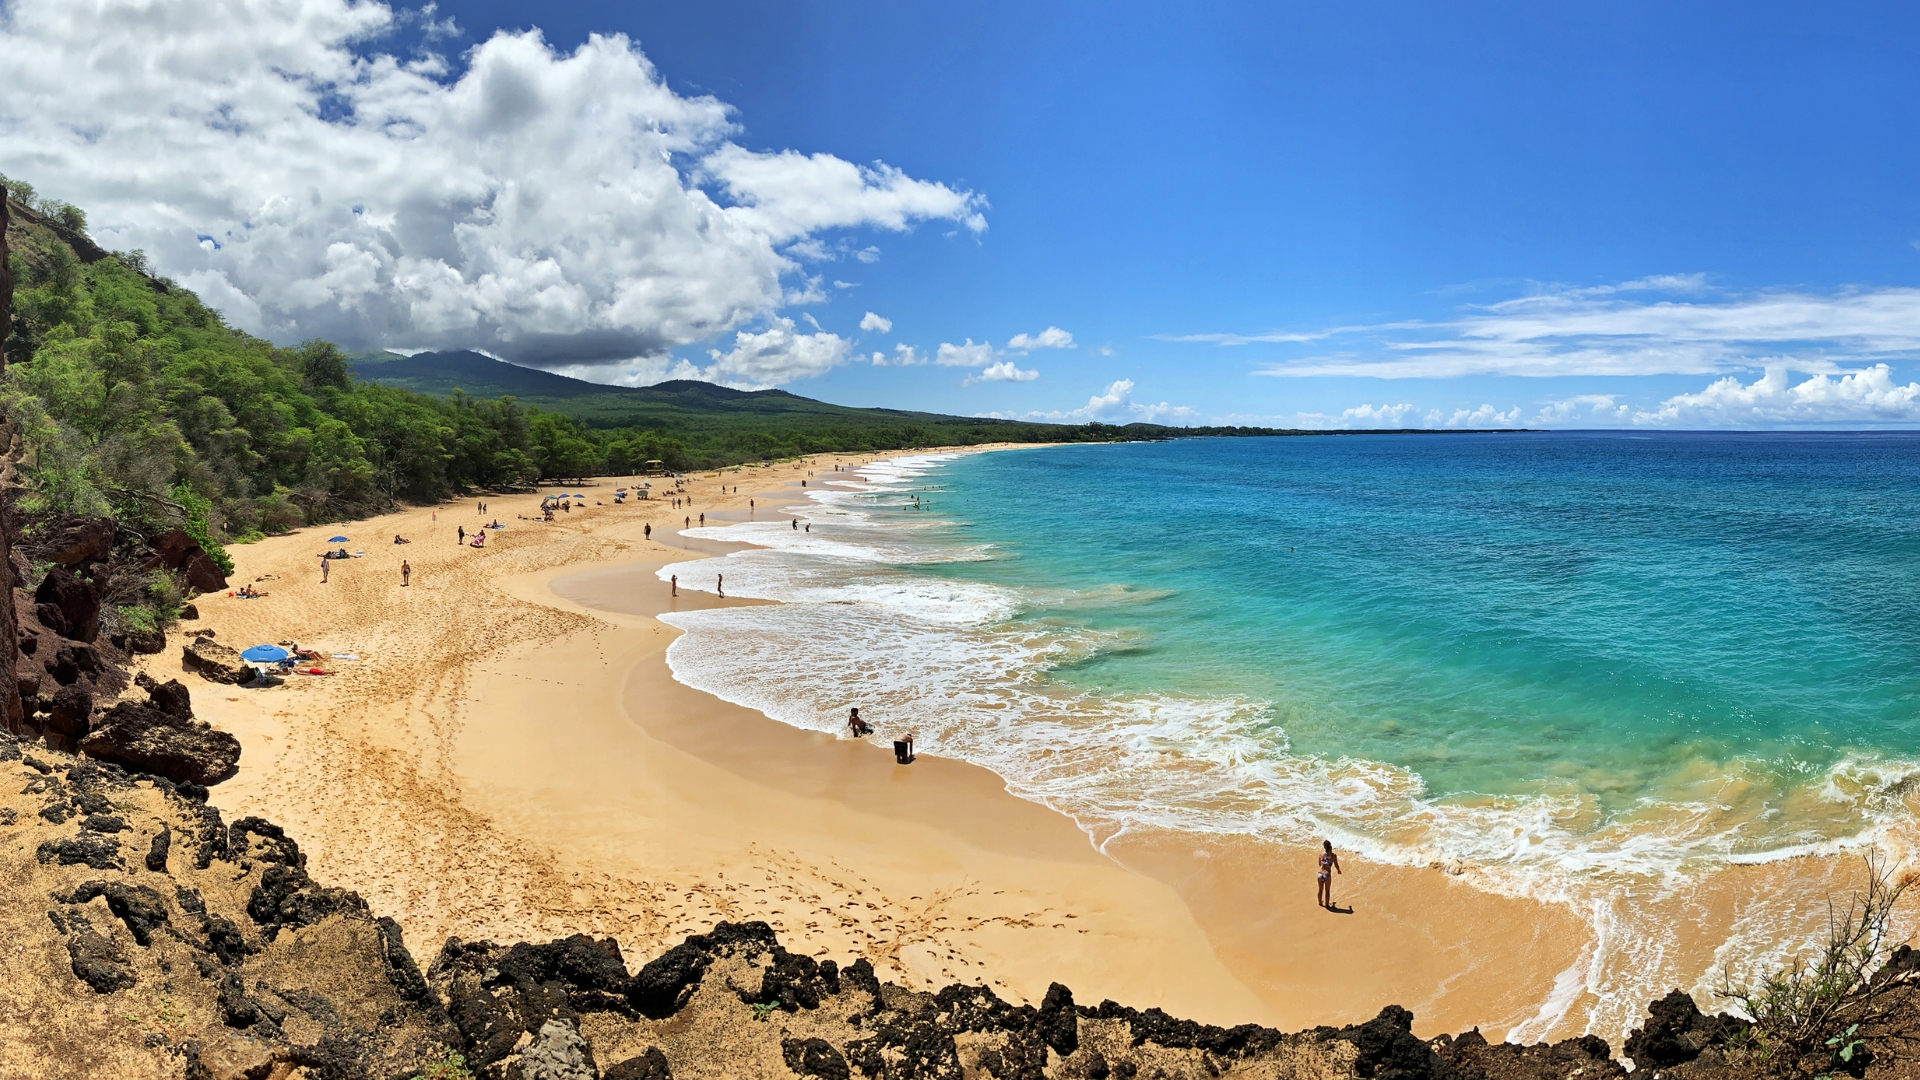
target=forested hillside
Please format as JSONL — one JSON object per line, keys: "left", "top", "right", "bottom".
{"left": 0, "top": 180, "right": 1264, "bottom": 551}
{"left": 351, "top": 349, "right": 1201, "bottom": 466}
{"left": 0, "top": 187, "right": 551, "bottom": 552}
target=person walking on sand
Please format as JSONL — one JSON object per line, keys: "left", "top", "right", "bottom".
{"left": 401, "top": 560, "right": 411, "bottom": 587}
{"left": 671, "top": 574, "right": 678, "bottom": 597}
{"left": 716, "top": 573, "right": 724, "bottom": 598}
{"left": 1317, "top": 840, "right": 1342, "bottom": 909}
{"left": 457, "top": 525, "right": 465, "bottom": 545}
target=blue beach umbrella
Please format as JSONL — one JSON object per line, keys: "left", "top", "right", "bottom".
{"left": 327, "top": 535, "right": 349, "bottom": 542}
{"left": 240, "top": 644, "right": 289, "bottom": 663}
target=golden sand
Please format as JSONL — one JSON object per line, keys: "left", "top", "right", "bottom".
{"left": 150, "top": 450, "right": 1913, "bottom": 1042}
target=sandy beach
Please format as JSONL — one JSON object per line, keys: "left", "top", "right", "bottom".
{"left": 138, "top": 447, "right": 1902, "bottom": 1045}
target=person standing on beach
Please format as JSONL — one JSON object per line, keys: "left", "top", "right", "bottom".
{"left": 644, "top": 523, "right": 652, "bottom": 540}
{"left": 320, "top": 555, "right": 329, "bottom": 584}
{"left": 791, "top": 518, "right": 798, "bottom": 530}
{"left": 684, "top": 516, "right": 690, "bottom": 529}
{"left": 699, "top": 513, "right": 705, "bottom": 526}
{"left": 457, "top": 525, "right": 465, "bottom": 545}
{"left": 401, "top": 560, "right": 411, "bottom": 587}
{"left": 717, "top": 573, "right": 724, "bottom": 598}
{"left": 1317, "top": 840, "right": 1342, "bottom": 909}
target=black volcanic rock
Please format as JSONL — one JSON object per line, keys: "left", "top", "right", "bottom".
{"left": 67, "top": 928, "right": 136, "bottom": 993}
{"left": 182, "top": 635, "right": 256, "bottom": 685}
{"left": 604, "top": 1047, "right": 673, "bottom": 1080}
{"left": 78, "top": 700, "right": 240, "bottom": 786}
{"left": 37, "top": 834, "right": 121, "bottom": 869}
{"left": 60, "top": 880, "right": 169, "bottom": 946}
{"left": 1623, "top": 990, "right": 1749, "bottom": 1069}
{"left": 783, "top": 1038, "right": 849, "bottom": 1080}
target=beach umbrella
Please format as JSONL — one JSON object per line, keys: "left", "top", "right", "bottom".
{"left": 328, "top": 535, "right": 349, "bottom": 542}
{"left": 240, "top": 644, "right": 289, "bottom": 663}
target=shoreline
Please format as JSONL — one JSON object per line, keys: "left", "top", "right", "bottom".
{"left": 167, "top": 447, "right": 1279, "bottom": 1026}
{"left": 151, "top": 444, "right": 1912, "bottom": 1048}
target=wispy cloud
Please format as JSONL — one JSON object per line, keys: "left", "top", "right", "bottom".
{"left": 1168, "top": 280, "right": 1920, "bottom": 379}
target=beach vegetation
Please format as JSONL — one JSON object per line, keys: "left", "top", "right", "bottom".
{"left": 1717, "top": 855, "right": 1917, "bottom": 1076}
{"left": 409, "top": 1046, "right": 475, "bottom": 1080}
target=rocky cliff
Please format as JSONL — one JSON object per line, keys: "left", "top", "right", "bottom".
{"left": 5, "top": 708, "right": 1917, "bottom": 1080}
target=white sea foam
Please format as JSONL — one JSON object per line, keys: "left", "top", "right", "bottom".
{"left": 650, "top": 453, "right": 1920, "bottom": 1046}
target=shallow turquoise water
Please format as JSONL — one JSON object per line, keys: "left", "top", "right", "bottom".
{"left": 921, "top": 432, "right": 1920, "bottom": 812}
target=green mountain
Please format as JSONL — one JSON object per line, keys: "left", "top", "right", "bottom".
{"left": 348, "top": 350, "right": 1014, "bottom": 430}
{"left": 345, "top": 350, "right": 1242, "bottom": 468}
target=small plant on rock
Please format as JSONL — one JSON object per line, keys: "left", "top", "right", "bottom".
{"left": 1718, "top": 854, "right": 1917, "bottom": 1076}
{"left": 410, "top": 1046, "right": 475, "bottom": 1080}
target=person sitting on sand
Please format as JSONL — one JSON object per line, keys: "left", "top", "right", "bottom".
{"left": 394, "top": 534, "right": 410, "bottom": 544}
{"left": 1317, "top": 840, "right": 1342, "bottom": 909}
{"left": 847, "top": 708, "right": 872, "bottom": 738}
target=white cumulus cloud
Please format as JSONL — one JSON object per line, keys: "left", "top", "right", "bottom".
{"left": 1007, "top": 326, "right": 1075, "bottom": 351}
{"left": 870, "top": 344, "right": 925, "bottom": 367}
{"left": 935, "top": 339, "right": 997, "bottom": 367}
{"left": 859, "top": 311, "right": 892, "bottom": 334}
{"left": 0, "top": 0, "right": 985, "bottom": 378}
{"left": 965, "top": 361, "right": 1039, "bottom": 385}
{"left": 1641, "top": 365, "right": 1920, "bottom": 425}
{"left": 1444, "top": 404, "right": 1523, "bottom": 427}
{"left": 698, "top": 317, "right": 852, "bottom": 390}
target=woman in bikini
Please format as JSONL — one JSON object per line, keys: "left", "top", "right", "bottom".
{"left": 1317, "top": 840, "right": 1341, "bottom": 909}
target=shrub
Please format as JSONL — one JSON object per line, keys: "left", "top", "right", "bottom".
{"left": 1717, "top": 855, "right": 1917, "bottom": 1075}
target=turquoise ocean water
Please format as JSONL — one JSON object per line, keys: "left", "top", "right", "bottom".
{"left": 658, "top": 432, "right": 1920, "bottom": 1037}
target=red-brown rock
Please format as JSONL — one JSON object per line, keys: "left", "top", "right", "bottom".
{"left": 31, "top": 515, "right": 114, "bottom": 568}
{"left": 34, "top": 566, "right": 100, "bottom": 642}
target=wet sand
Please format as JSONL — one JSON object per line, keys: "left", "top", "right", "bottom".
{"left": 148, "top": 448, "right": 1910, "bottom": 1044}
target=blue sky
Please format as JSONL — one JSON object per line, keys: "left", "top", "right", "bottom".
{"left": 7, "top": 1, "right": 1920, "bottom": 426}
